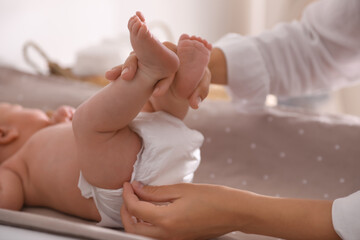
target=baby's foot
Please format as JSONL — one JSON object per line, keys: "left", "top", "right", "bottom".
{"left": 174, "top": 34, "right": 212, "bottom": 99}
{"left": 128, "top": 12, "right": 179, "bottom": 81}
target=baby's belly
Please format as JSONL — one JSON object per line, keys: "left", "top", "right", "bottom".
{"left": 25, "top": 158, "right": 98, "bottom": 219}
{"left": 21, "top": 124, "right": 101, "bottom": 221}
{"left": 26, "top": 160, "right": 100, "bottom": 221}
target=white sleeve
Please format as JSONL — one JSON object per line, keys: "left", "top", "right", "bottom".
{"left": 215, "top": 0, "right": 360, "bottom": 112}
{"left": 332, "top": 191, "right": 360, "bottom": 240}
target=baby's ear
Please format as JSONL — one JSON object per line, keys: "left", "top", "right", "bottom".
{"left": 0, "top": 126, "right": 19, "bottom": 144}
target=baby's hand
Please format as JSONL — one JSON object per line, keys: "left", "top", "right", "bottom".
{"left": 50, "top": 105, "right": 75, "bottom": 124}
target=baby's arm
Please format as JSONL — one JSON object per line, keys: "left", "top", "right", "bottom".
{"left": 50, "top": 105, "right": 75, "bottom": 124}
{"left": 0, "top": 167, "right": 24, "bottom": 210}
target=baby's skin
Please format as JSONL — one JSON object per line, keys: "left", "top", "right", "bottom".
{"left": 0, "top": 12, "right": 211, "bottom": 224}
{"left": 174, "top": 34, "right": 212, "bottom": 99}
{"left": 0, "top": 104, "right": 99, "bottom": 220}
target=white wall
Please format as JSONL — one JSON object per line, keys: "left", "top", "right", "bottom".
{"left": 1, "top": 0, "right": 359, "bottom": 116}
{"left": 0, "top": 0, "right": 251, "bottom": 74}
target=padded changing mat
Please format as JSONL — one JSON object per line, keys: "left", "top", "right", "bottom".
{"left": 0, "top": 208, "right": 150, "bottom": 240}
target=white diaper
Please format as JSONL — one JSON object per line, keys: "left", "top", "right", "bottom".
{"left": 78, "top": 111, "right": 204, "bottom": 228}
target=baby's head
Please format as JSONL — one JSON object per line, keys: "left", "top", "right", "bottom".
{"left": 0, "top": 102, "right": 50, "bottom": 163}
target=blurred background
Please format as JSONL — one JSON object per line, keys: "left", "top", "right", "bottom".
{"left": 0, "top": 0, "right": 359, "bottom": 116}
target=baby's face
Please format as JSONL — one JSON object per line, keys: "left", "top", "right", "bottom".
{"left": 0, "top": 103, "right": 50, "bottom": 161}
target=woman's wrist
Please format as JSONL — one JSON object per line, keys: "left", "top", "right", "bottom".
{"left": 231, "top": 190, "right": 341, "bottom": 240}
{"left": 208, "top": 47, "right": 227, "bottom": 85}
{"left": 220, "top": 187, "right": 259, "bottom": 232}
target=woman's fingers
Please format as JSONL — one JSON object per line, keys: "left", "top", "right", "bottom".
{"left": 105, "top": 52, "right": 138, "bottom": 81}
{"left": 120, "top": 52, "right": 137, "bottom": 81}
{"left": 121, "top": 204, "right": 165, "bottom": 238}
{"left": 121, "top": 182, "right": 186, "bottom": 239}
{"left": 189, "top": 67, "right": 211, "bottom": 109}
{"left": 122, "top": 183, "right": 168, "bottom": 224}
{"left": 131, "top": 181, "right": 181, "bottom": 202}
{"left": 105, "top": 65, "right": 123, "bottom": 80}
{"left": 163, "top": 41, "right": 177, "bottom": 53}
{"left": 152, "top": 75, "right": 174, "bottom": 97}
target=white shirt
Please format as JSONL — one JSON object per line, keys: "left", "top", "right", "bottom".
{"left": 215, "top": 0, "right": 360, "bottom": 239}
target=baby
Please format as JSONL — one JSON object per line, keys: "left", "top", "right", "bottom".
{"left": 0, "top": 12, "right": 211, "bottom": 228}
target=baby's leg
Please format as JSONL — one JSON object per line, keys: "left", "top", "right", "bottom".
{"left": 128, "top": 12, "right": 179, "bottom": 82}
{"left": 173, "top": 34, "right": 212, "bottom": 99}
{"left": 73, "top": 12, "right": 181, "bottom": 189}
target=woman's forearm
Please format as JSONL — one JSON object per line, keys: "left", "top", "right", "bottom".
{"left": 208, "top": 47, "right": 228, "bottom": 85}
{"left": 234, "top": 191, "right": 341, "bottom": 240}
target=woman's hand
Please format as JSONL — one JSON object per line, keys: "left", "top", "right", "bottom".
{"left": 105, "top": 45, "right": 211, "bottom": 109}
{"left": 121, "top": 181, "right": 245, "bottom": 240}
{"left": 121, "top": 181, "right": 341, "bottom": 240}
{"left": 105, "top": 52, "right": 138, "bottom": 82}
